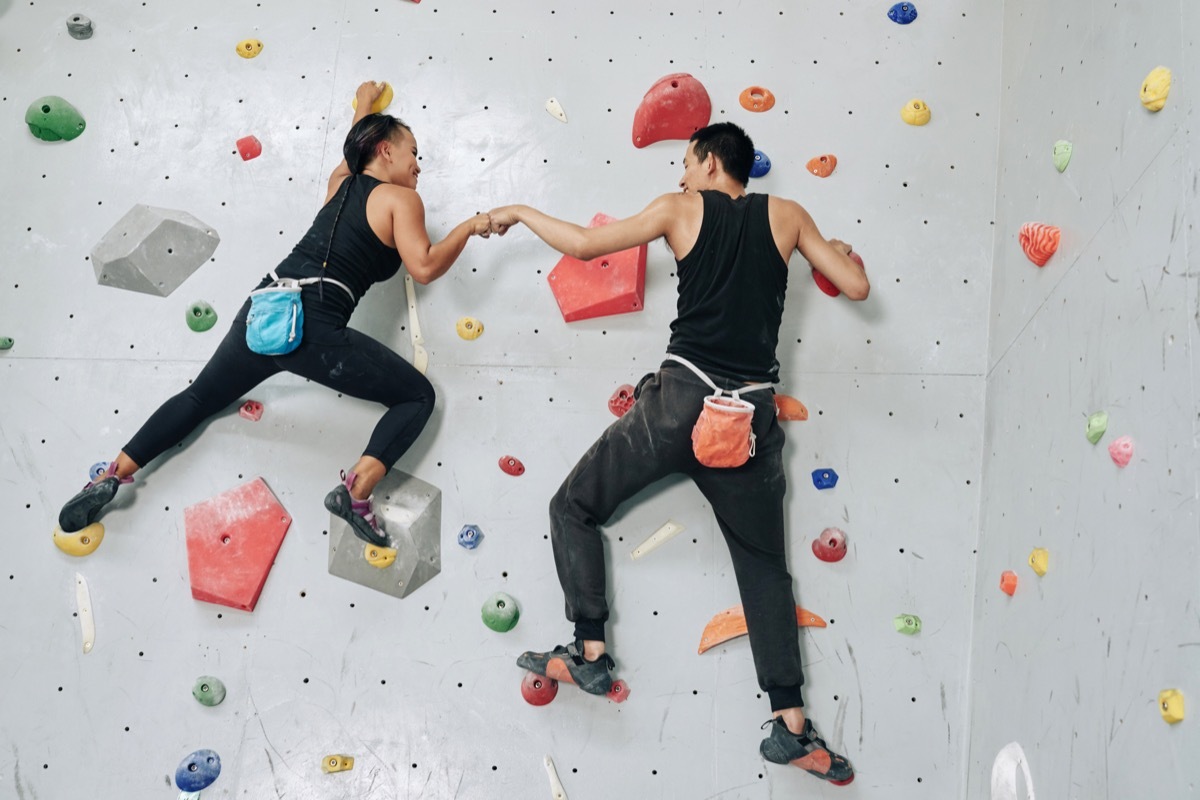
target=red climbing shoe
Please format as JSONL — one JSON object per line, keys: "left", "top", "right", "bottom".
{"left": 759, "top": 717, "right": 855, "bottom": 785}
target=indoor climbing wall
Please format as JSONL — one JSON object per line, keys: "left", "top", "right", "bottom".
{"left": 4, "top": 1, "right": 1006, "bottom": 798}
{"left": 967, "top": 2, "right": 1199, "bottom": 798}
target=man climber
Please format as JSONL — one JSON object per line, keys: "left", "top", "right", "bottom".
{"left": 487, "top": 121, "right": 868, "bottom": 784}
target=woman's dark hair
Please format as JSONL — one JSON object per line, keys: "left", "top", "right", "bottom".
{"left": 343, "top": 113, "right": 412, "bottom": 173}
{"left": 689, "top": 122, "right": 755, "bottom": 186}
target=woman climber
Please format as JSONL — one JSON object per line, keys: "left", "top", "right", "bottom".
{"left": 56, "top": 81, "right": 491, "bottom": 547}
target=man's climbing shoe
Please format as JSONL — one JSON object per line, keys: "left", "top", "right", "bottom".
{"left": 517, "top": 640, "right": 615, "bottom": 696}
{"left": 58, "top": 462, "right": 131, "bottom": 533}
{"left": 759, "top": 717, "right": 855, "bottom": 786}
{"left": 323, "top": 471, "right": 389, "bottom": 548}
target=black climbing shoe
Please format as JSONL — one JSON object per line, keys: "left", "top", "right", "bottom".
{"left": 759, "top": 717, "right": 855, "bottom": 785}
{"left": 517, "top": 640, "right": 615, "bottom": 696}
{"left": 58, "top": 463, "right": 131, "bottom": 532}
{"left": 324, "top": 477, "right": 389, "bottom": 548}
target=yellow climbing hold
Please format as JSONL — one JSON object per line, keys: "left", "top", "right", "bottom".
{"left": 1028, "top": 547, "right": 1049, "bottom": 577}
{"left": 1140, "top": 66, "right": 1171, "bottom": 112}
{"left": 53, "top": 523, "right": 105, "bottom": 557}
{"left": 901, "top": 98, "right": 931, "bottom": 126}
{"left": 236, "top": 39, "right": 264, "bottom": 59}
{"left": 352, "top": 82, "right": 394, "bottom": 114}
{"left": 321, "top": 754, "right": 355, "bottom": 773}
{"left": 456, "top": 317, "right": 484, "bottom": 340}
{"left": 365, "top": 545, "right": 396, "bottom": 569}
{"left": 1159, "top": 689, "right": 1184, "bottom": 723}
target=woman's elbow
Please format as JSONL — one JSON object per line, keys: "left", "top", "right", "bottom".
{"left": 845, "top": 279, "right": 870, "bottom": 301}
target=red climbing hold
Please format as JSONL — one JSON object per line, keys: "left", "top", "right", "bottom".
{"left": 632, "top": 73, "right": 712, "bottom": 149}
{"left": 1018, "top": 223, "right": 1060, "bottom": 267}
{"left": 521, "top": 672, "right": 559, "bottom": 706}
{"left": 608, "top": 384, "right": 636, "bottom": 418}
{"left": 812, "top": 251, "right": 864, "bottom": 298}
{"left": 499, "top": 455, "right": 525, "bottom": 476}
{"left": 812, "top": 527, "right": 848, "bottom": 562}
{"left": 547, "top": 213, "right": 647, "bottom": 322}
{"left": 236, "top": 135, "right": 262, "bottom": 161}
{"left": 184, "top": 478, "right": 292, "bottom": 612}
{"left": 238, "top": 400, "right": 263, "bottom": 422}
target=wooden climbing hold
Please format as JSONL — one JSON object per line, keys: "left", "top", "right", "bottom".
{"left": 806, "top": 154, "right": 838, "bottom": 178}
{"left": 1018, "top": 222, "right": 1060, "bottom": 267}
{"left": 698, "top": 604, "right": 826, "bottom": 654}
{"left": 632, "top": 73, "right": 712, "bottom": 148}
{"left": 53, "top": 522, "right": 105, "bottom": 557}
{"left": 739, "top": 86, "right": 775, "bottom": 112}
{"left": 774, "top": 394, "right": 808, "bottom": 421}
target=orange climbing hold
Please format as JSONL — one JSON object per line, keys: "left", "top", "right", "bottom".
{"left": 1018, "top": 223, "right": 1060, "bottom": 267}
{"left": 698, "top": 604, "right": 826, "bottom": 654}
{"left": 739, "top": 86, "right": 776, "bottom": 112}
{"left": 1000, "top": 570, "right": 1018, "bottom": 596}
{"left": 632, "top": 73, "right": 712, "bottom": 148}
{"left": 806, "top": 154, "right": 837, "bottom": 177}
{"left": 548, "top": 213, "right": 647, "bottom": 321}
{"left": 774, "top": 394, "right": 809, "bottom": 421}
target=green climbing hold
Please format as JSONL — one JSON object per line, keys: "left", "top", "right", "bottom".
{"left": 25, "top": 96, "right": 86, "bottom": 142}
{"left": 187, "top": 301, "right": 218, "bottom": 332}
{"left": 1052, "top": 140, "right": 1073, "bottom": 173}
{"left": 0, "top": 337, "right": 13, "bottom": 350}
{"left": 893, "top": 613, "right": 922, "bottom": 635}
{"left": 481, "top": 592, "right": 520, "bottom": 633}
{"left": 1086, "top": 411, "right": 1108, "bottom": 444}
{"left": 192, "top": 676, "right": 226, "bottom": 706}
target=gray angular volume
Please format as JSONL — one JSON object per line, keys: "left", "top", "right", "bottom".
{"left": 91, "top": 205, "right": 220, "bottom": 297}
{"left": 328, "top": 470, "right": 441, "bottom": 599}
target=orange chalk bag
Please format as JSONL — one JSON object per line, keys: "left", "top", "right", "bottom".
{"left": 667, "top": 355, "right": 774, "bottom": 469}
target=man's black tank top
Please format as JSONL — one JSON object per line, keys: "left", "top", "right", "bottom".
{"left": 262, "top": 174, "right": 404, "bottom": 322}
{"left": 666, "top": 190, "right": 789, "bottom": 383}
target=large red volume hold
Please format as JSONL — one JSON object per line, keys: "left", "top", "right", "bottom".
{"left": 548, "top": 214, "right": 647, "bottom": 322}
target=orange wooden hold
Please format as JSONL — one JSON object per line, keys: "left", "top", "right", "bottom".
{"left": 739, "top": 86, "right": 776, "bottom": 112}
{"left": 698, "top": 604, "right": 826, "bottom": 654}
{"left": 548, "top": 213, "right": 647, "bottom": 322}
{"left": 1018, "top": 222, "right": 1060, "bottom": 267}
{"left": 184, "top": 478, "right": 292, "bottom": 612}
{"left": 774, "top": 394, "right": 809, "bottom": 421}
{"left": 806, "top": 154, "right": 838, "bottom": 177}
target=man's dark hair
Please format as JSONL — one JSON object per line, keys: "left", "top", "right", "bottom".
{"left": 689, "top": 122, "right": 755, "bottom": 186}
{"left": 343, "top": 114, "right": 412, "bottom": 173}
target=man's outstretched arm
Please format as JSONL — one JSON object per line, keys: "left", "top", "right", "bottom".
{"left": 489, "top": 194, "right": 680, "bottom": 260}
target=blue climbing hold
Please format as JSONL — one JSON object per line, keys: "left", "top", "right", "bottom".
{"left": 888, "top": 2, "right": 918, "bottom": 24}
{"left": 89, "top": 461, "right": 110, "bottom": 482}
{"left": 750, "top": 150, "right": 771, "bottom": 178}
{"left": 458, "top": 524, "right": 484, "bottom": 550}
{"left": 175, "top": 749, "right": 221, "bottom": 792}
{"left": 811, "top": 468, "right": 839, "bottom": 490}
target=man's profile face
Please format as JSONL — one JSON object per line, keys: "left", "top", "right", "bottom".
{"left": 679, "top": 142, "right": 705, "bottom": 193}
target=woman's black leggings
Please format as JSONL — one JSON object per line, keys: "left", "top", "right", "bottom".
{"left": 122, "top": 299, "right": 434, "bottom": 470}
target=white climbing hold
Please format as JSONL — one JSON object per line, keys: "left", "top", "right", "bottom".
{"left": 75, "top": 572, "right": 95, "bottom": 654}
{"left": 630, "top": 520, "right": 685, "bottom": 560}
{"left": 545, "top": 97, "right": 567, "bottom": 123}
{"left": 991, "top": 742, "right": 1036, "bottom": 800}
{"left": 544, "top": 755, "right": 568, "bottom": 799}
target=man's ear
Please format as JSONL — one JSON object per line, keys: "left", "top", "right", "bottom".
{"left": 703, "top": 152, "right": 719, "bottom": 177}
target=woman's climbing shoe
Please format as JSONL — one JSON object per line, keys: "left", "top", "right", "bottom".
{"left": 759, "top": 717, "right": 855, "bottom": 785}
{"left": 58, "top": 462, "right": 132, "bottom": 533}
{"left": 517, "top": 640, "right": 615, "bottom": 696}
{"left": 323, "top": 471, "right": 389, "bottom": 548}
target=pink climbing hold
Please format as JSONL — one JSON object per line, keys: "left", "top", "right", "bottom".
{"left": 1108, "top": 435, "right": 1134, "bottom": 467}
{"left": 812, "top": 527, "right": 847, "bottom": 563}
{"left": 239, "top": 400, "right": 263, "bottom": 421}
{"left": 1018, "top": 222, "right": 1060, "bottom": 267}
{"left": 608, "top": 384, "right": 636, "bottom": 418}
{"left": 499, "top": 455, "right": 526, "bottom": 476}
{"left": 632, "top": 73, "right": 712, "bottom": 149}
{"left": 236, "top": 135, "right": 262, "bottom": 161}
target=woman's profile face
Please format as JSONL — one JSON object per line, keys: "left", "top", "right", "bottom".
{"left": 384, "top": 129, "right": 420, "bottom": 190}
